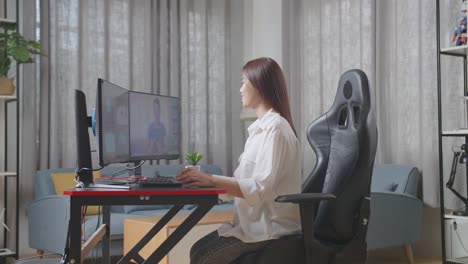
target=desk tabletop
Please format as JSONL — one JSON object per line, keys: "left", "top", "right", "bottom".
{"left": 64, "top": 187, "right": 226, "bottom": 196}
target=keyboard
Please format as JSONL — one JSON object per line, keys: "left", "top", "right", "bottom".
{"left": 139, "top": 176, "right": 182, "bottom": 188}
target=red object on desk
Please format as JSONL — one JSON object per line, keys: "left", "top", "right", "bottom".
{"left": 64, "top": 187, "right": 226, "bottom": 196}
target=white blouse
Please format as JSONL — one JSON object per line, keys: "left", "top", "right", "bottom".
{"left": 217, "top": 109, "right": 302, "bottom": 242}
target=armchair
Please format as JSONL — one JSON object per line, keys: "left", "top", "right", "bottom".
{"left": 236, "top": 69, "right": 378, "bottom": 264}
{"left": 367, "top": 164, "right": 422, "bottom": 263}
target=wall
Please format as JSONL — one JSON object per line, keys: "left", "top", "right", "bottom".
{"left": 415, "top": 207, "right": 442, "bottom": 257}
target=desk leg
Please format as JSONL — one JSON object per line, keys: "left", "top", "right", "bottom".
{"left": 144, "top": 204, "right": 214, "bottom": 264}
{"left": 101, "top": 206, "right": 111, "bottom": 264}
{"left": 69, "top": 197, "right": 82, "bottom": 264}
{"left": 117, "top": 205, "right": 183, "bottom": 264}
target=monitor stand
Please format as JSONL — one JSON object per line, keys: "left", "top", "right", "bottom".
{"left": 132, "top": 161, "right": 142, "bottom": 177}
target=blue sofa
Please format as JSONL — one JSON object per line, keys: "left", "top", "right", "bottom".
{"left": 28, "top": 163, "right": 422, "bottom": 262}
{"left": 28, "top": 164, "right": 234, "bottom": 259}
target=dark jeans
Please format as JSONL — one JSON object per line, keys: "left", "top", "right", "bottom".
{"left": 190, "top": 231, "right": 272, "bottom": 264}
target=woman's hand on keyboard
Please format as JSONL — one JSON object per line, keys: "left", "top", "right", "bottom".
{"left": 176, "top": 168, "right": 214, "bottom": 188}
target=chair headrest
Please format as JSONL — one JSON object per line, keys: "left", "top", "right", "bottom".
{"left": 328, "top": 69, "right": 371, "bottom": 129}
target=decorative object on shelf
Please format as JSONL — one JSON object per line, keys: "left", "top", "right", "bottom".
{"left": 452, "top": 0, "right": 468, "bottom": 46}
{"left": 185, "top": 152, "right": 203, "bottom": 171}
{"left": 446, "top": 144, "right": 468, "bottom": 215}
{"left": 0, "top": 21, "right": 42, "bottom": 95}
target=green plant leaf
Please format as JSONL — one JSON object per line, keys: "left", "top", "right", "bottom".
{"left": 185, "top": 152, "right": 203, "bottom": 165}
{"left": 0, "top": 55, "right": 11, "bottom": 77}
{"left": 0, "top": 28, "right": 44, "bottom": 73}
{"left": 10, "top": 46, "right": 32, "bottom": 63}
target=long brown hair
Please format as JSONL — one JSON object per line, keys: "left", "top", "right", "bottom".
{"left": 242, "top": 57, "right": 297, "bottom": 136}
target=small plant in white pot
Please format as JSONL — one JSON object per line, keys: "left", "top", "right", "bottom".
{"left": 185, "top": 152, "right": 203, "bottom": 171}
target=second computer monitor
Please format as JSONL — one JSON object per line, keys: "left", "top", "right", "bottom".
{"left": 129, "top": 91, "right": 180, "bottom": 161}
{"left": 96, "top": 79, "right": 130, "bottom": 167}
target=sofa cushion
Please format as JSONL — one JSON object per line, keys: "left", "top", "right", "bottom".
{"left": 50, "top": 172, "right": 101, "bottom": 215}
{"left": 35, "top": 168, "right": 76, "bottom": 199}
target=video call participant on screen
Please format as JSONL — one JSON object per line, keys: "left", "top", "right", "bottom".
{"left": 176, "top": 57, "right": 302, "bottom": 264}
{"left": 147, "top": 98, "right": 166, "bottom": 154}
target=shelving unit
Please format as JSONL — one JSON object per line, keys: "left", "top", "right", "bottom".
{"left": 0, "top": 18, "right": 15, "bottom": 24}
{"left": 441, "top": 45, "right": 468, "bottom": 56}
{"left": 0, "top": 98, "right": 17, "bottom": 262}
{"left": 0, "top": 1, "right": 19, "bottom": 262}
{"left": 437, "top": 0, "right": 468, "bottom": 263}
{"left": 442, "top": 129, "right": 468, "bottom": 137}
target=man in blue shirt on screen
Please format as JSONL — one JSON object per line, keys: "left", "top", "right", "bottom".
{"left": 147, "top": 98, "right": 166, "bottom": 154}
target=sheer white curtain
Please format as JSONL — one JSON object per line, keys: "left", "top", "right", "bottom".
{"left": 284, "top": 0, "right": 376, "bottom": 181}
{"left": 37, "top": 0, "right": 237, "bottom": 175}
{"left": 375, "top": 1, "right": 439, "bottom": 207}
{"left": 15, "top": 0, "right": 242, "bottom": 254}
{"left": 286, "top": 0, "right": 447, "bottom": 207}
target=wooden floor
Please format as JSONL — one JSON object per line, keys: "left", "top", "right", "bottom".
{"left": 367, "top": 258, "right": 440, "bottom": 264}
{"left": 12, "top": 250, "right": 443, "bottom": 264}
{"left": 367, "top": 250, "right": 441, "bottom": 264}
{"left": 10, "top": 256, "right": 443, "bottom": 264}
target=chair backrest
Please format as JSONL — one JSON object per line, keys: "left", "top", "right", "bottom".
{"left": 302, "top": 69, "right": 378, "bottom": 244}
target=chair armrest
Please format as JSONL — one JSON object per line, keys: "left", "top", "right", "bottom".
{"left": 274, "top": 193, "right": 336, "bottom": 264}
{"left": 275, "top": 193, "right": 336, "bottom": 204}
{"left": 367, "top": 191, "right": 423, "bottom": 249}
{"left": 28, "top": 195, "right": 70, "bottom": 254}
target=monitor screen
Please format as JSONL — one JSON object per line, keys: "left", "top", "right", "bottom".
{"left": 96, "top": 79, "right": 130, "bottom": 166}
{"left": 129, "top": 91, "right": 180, "bottom": 160}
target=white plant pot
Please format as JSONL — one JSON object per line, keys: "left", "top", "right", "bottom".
{"left": 184, "top": 165, "right": 201, "bottom": 171}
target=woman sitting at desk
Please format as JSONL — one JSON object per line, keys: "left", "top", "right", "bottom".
{"left": 176, "top": 57, "right": 302, "bottom": 264}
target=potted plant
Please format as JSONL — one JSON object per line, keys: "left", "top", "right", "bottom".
{"left": 185, "top": 151, "right": 203, "bottom": 171}
{"left": 0, "top": 21, "right": 42, "bottom": 95}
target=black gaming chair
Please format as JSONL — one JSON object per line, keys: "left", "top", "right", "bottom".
{"left": 235, "top": 69, "right": 378, "bottom": 264}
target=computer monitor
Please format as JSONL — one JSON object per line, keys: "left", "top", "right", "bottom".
{"left": 129, "top": 91, "right": 180, "bottom": 161}
{"left": 95, "top": 78, "right": 130, "bottom": 167}
{"left": 75, "top": 90, "right": 93, "bottom": 184}
{"left": 95, "top": 79, "right": 181, "bottom": 167}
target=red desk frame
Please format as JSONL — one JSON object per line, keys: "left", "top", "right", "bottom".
{"left": 63, "top": 187, "right": 226, "bottom": 264}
